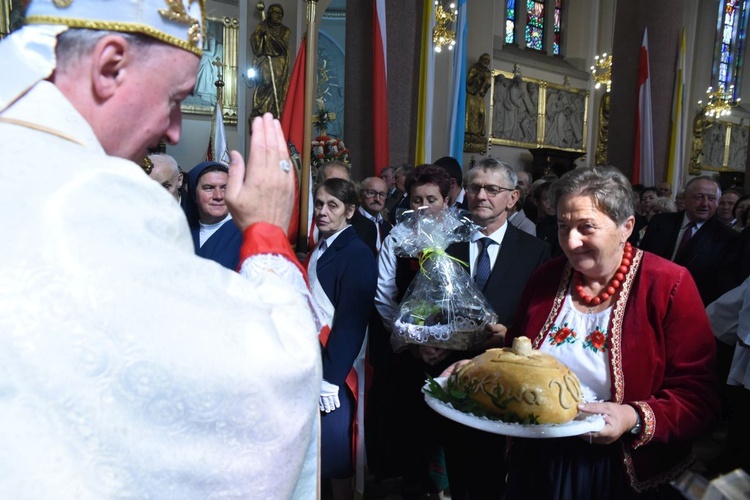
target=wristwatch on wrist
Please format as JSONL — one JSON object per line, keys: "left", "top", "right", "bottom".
{"left": 630, "top": 410, "right": 642, "bottom": 435}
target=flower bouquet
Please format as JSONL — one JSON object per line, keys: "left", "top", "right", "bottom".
{"left": 311, "top": 134, "right": 350, "bottom": 172}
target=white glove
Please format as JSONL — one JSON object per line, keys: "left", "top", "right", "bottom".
{"left": 319, "top": 380, "right": 340, "bottom": 413}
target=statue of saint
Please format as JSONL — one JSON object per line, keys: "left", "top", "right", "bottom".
{"left": 250, "top": 4, "right": 290, "bottom": 118}
{"left": 464, "top": 53, "right": 492, "bottom": 152}
{"left": 192, "top": 31, "right": 220, "bottom": 104}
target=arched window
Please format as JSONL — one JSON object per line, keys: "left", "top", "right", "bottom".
{"left": 504, "top": 0, "right": 563, "bottom": 56}
{"left": 526, "top": 0, "right": 545, "bottom": 51}
{"left": 713, "top": 0, "right": 750, "bottom": 97}
{"left": 505, "top": 0, "right": 516, "bottom": 45}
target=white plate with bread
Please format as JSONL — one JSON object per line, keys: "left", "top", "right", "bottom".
{"left": 424, "top": 376, "right": 605, "bottom": 438}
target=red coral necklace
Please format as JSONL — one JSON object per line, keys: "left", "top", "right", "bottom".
{"left": 573, "top": 242, "right": 633, "bottom": 307}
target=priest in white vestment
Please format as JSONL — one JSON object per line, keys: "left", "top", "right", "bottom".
{"left": 0, "top": 1, "right": 321, "bottom": 498}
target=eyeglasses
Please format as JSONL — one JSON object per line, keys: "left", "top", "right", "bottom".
{"left": 362, "top": 189, "right": 387, "bottom": 199}
{"left": 690, "top": 194, "right": 717, "bottom": 203}
{"left": 466, "top": 184, "right": 516, "bottom": 197}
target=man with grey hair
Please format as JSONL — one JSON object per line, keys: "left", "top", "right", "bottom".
{"left": 641, "top": 175, "right": 738, "bottom": 305}
{"left": 441, "top": 157, "right": 549, "bottom": 499}
{"left": 657, "top": 181, "right": 673, "bottom": 199}
{"left": 316, "top": 159, "right": 351, "bottom": 185}
{"left": 508, "top": 169, "right": 535, "bottom": 235}
{"left": 0, "top": 1, "right": 320, "bottom": 497}
{"left": 351, "top": 176, "right": 392, "bottom": 256}
{"left": 147, "top": 153, "right": 184, "bottom": 203}
{"left": 381, "top": 165, "right": 401, "bottom": 219}
{"left": 388, "top": 163, "right": 415, "bottom": 225}
{"left": 516, "top": 170, "right": 532, "bottom": 198}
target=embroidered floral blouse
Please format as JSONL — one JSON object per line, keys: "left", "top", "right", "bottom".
{"left": 539, "top": 292, "right": 613, "bottom": 401}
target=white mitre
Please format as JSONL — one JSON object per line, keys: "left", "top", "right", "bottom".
{"left": 0, "top": 0, "right": 205, "bottom": 113}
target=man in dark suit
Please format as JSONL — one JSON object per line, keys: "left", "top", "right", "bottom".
{"left": 443, "top": 157, "right": 550, "bottom": 499}
{"left": 640, "top": 175, "right": 739, "bottom": 306}
{"left": 435, "top": 156, "right": 469, "bottom": 210}
{"left": 388, "top": 164, "right": 414, "bottom": 225}
{"left": 350, "top": 176, "right": 393, "bottom": 256}
{"left": 381, "top": 166, "right": 400, "bottom": 213}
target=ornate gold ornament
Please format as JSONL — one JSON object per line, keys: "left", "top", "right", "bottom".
{"left": 590, "top": 53, "right": 612, "bottom": 93}
{"left": 699, "top": 85, "right": 739, "bottom": 119}
{"left": 433, "top": 1, "right": 457, "bottom": 53}
{"left": 158, "top": 0, "right": 202, "bottom": 47}
{"left": 52, "top": 0, "right": 74, "bottom": 8}
{"left": 141, "top": 156, "right": 154, "bottom": 175}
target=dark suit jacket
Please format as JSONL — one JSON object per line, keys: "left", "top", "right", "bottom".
{"left": 442, "top": 223, "right": 550, "bottom": 497}
{"left": 316, "top": 226, "right": 378, "bottom": 387}
{"left": 384, "top": 188, "right": 403, "bottom": 218}
{"left": 446, "top": 223, "right": 551, "bottom": 327}
{"left": 349, "top": 210, "right": 393, "bottom": 257}
{"left": 388, "top": 193, "right": 410, "bottom": 225}
{"left": 453, "top": 193, "right": 469, "bottom": 211}
{"left": 191, "top": 218, "right": 242, "bottom": 271}
{"left": 639, "top": 211, "right": 739, "bottom": 305}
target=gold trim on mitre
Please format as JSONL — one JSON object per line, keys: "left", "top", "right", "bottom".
{"left": 157, "top": 0, "right": 203, "bottom": 49}
{"left": 24, "top": 0, "right": 205, "bottom": 56}
{"left": 25, "top": 15, "right": 203, "bottom": 56}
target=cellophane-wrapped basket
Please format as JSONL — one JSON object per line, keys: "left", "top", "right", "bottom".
{"left": 391, "top": 208, "right": 498, "bottom": 350}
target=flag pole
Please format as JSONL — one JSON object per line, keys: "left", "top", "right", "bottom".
{"left": 298, "top": 0, "right": 319, "bottom": 252}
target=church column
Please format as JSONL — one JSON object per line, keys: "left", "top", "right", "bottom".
{"left": 343, "top": 0, "right": 373, "bottom": 179}
{"left": 607, "top": 0, "right": 684, "bottom": 183}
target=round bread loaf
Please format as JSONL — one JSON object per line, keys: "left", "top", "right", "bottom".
{"left": 455, "top": 336, "right": 583, "bottom": 424}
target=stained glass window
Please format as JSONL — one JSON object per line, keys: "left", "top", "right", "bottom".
{"left": 714, "top": 0, "right": 749, "bottom": 97}
{"left": 503, "top": 0, "right": 563, "bottom": 56}
{"left": 525, "top": 0, "right": 545, "bottom": 51}
{"left": 506, "top": 0, "right": 516, "bottom": 44}
{"left": 553, "top": 0, "right": 562, "bottom": 55}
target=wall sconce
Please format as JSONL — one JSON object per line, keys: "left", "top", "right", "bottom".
{"left": 590, "top": 53, "right": 612, "bottom": 92}
{"left": 433, "top": 1, "right": 457, "bottom": 53}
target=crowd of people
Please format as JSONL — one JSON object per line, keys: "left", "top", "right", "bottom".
{"left": 1, "top": 1, "right": 748, "bottom": 499}
{"left": 161, "top": 144, "right": 746, "bottom": 499}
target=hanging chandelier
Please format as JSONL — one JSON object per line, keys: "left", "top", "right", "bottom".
{"left": 433, "top": 1, "right": 457, "bottom": 53}
{"left": 699, "top": 85, "right": 740, "bottom": 119}
{"left": 590, "top": 53, "right": 612, "bottom": 92}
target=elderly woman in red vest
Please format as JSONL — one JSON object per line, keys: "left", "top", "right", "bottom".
{"left": 501, "top": 167, "right": 719, "bottom": 498}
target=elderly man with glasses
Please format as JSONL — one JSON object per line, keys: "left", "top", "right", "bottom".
{"left": 351, "top": 176, "right": 393, "bottom": 257}
{"left": 440, "top": 157, "right": 551, "bottom": 499}
{"left": 640, "top": 175, "right": 739, "bottom": 306}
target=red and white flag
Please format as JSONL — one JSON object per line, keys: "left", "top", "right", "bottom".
{"left": 372, "top": 0, "right": 389, "bottom": 176}
{"left": 632, "top": 28, "right": 655, "bottom": 186}
{"left": 206, "top": 101, "right": 229, "bottom": 165}
{"left": 280, "top": 40, "right": 307, "bottom": 245}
